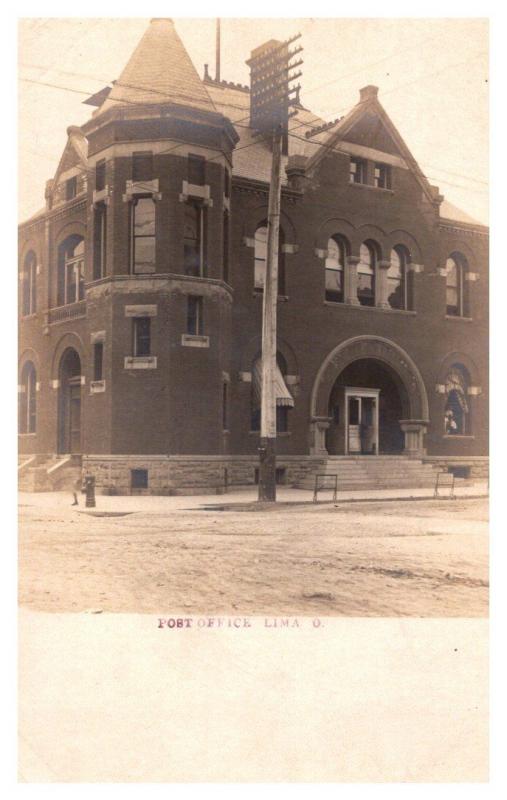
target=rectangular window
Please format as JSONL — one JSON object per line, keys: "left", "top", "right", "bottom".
{"left": 132, "top": 151, "right": 153, "bottom": 182}
{"left": 133, "top": 317, "right": 151, "bottom": 356}
{"left": 224, "top": 168, "right": 230, "bottom": 198}
{"left": 223, "top": 211, "right": 229, "bottom": 283}
{"left": 187, "top": 295, "right": 203, "bottom": 335}
{"left": 350, "top": 158, "right": 366, "bottom": 184}
{"left": 93, "top": 203, "right": 107, "bottom": 280}
{"left": 374, "top": 163, "right": 391, "bottom": 189}
{"left": 188, "top": 154, "right": 206, "bottom": 186}
{"left": 93, "top": 342, "right": 104, "bottom": 381}
{"left": 65, "top": 176, "right": 77, "bottom": 200}
{"left": 95, "top": 159, "right": 106, "bottom": 192}
{"left": 183, "top": 203, "right": 206, "bottom": 277}
{"left": 131, "top": 197, "right": 156, "bottom": 274}
{"left": 222, "top": 382, "right": 228, "bottom": 430}
{"left": 131, "top": 468, "right": 148, "bottom": 489}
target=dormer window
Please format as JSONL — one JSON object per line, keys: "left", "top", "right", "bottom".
{"left": 374, "top": 163, "right": 391, "bottom": 189}
{"left": 65, "top": 176, "right": 77, "bottom": 201}
{"left": 350, "top": 157, "right": 366, "bottom": 184}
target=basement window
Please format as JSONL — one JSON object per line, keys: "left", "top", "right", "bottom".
{"left": 131, "top": 469, "right": 148, "bottom": 489}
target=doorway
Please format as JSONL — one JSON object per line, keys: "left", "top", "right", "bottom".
{"left": 345, "top": 388, "right": 379, "bottom": 455}
{"left": 58, "top": 348, "right": 82, "bottom": 454}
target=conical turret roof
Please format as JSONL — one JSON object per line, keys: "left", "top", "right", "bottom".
{"left": 96, "top": 18, "right": 216, "bottom": 115}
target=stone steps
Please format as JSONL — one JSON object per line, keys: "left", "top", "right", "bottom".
{"left": 294, "top": 456, "right": 445, "bottom": 491}
{"left": 18, "top": 455, "right": 82, "bottom": 492}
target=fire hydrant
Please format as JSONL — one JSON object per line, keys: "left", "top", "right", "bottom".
{"left": 84, "top": 473, "right": 96, "bottom": 508}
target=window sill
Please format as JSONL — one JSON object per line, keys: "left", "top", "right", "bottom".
{"left": 19, "top": 432, "right": 36, "bottom": 437}
{"left": 349, "top": 182, "right": 394, "bottom": 194}
{"left": 124, "top": 356, "right": 157, "bottom": 369}
{"left": 445, "top": 315, "right": 473, "bottom": 322}
{"left": 181, "top": 334, "right": 210, "bottom": 348}
{"left": 248, "top": 431, "right": 291, "bottom": 437}
{"left": 443, "top": 434, "right": 475, "bottom": 440}
{"left": 324, "top": 301, "right": 416, "bottom": 316}
{"left": 90, "top": 380, "right": 106, "bottom": 394}
{"left": 20, "top": 312, "right": 37, "bottom": 320}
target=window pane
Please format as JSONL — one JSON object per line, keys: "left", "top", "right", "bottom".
{"left": 134, "top": 198, "right": 155, "bottom": 236}
{"left": 134, "top": 237, "right": 156, "bottom": 273}
{"left": 358, "top": 243, "right": 375, "bottom": 305}
{"left": 134, "top": 318, "right": 151, "bottom": 356}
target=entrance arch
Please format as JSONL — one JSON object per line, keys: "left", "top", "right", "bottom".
{"left": 58, "top": 347, "right": 82, "bottom": 454}
{"left": 310, "top": 336, "right": 429, "bottom": 456}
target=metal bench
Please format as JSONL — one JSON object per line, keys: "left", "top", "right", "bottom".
{"left": 434, "top": 471, "right": 456, "bottom": 499}
{"left": 313, "top": 473, "right": 338, "bottom": 503}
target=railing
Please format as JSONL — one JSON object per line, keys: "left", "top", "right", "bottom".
{"left": 48, "top": 300, "right": 86, "bottom": 324}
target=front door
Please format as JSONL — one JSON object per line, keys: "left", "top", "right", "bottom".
{"left": 59, "top": 377, "right": 81, "bottom": 454}
{"left": 346, "top": 389, "right": 379, "bottom": 455}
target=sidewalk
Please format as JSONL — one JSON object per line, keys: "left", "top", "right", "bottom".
{"left": 18, "top": 481, "right": 489, "bottom": 514}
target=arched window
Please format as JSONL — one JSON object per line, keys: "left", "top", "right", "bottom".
{"left": 446, "top": 253, "right": 468, "bottom": 317}
{"left": 325, "top": 236, "right": 346, "bottom": 303}
{"left": 357, "top": 241, "right": 376, "bottom": 306}
{"left": 388, "top": 246, "right": 410, "bottom": 310}
{"left": 22, "top": 250, "right": 37, "bottom": 316}
{"left": 444, "top": 365, "right": 470, "bottom": 435}
{"left": 57, "top": 235, "right": 84, "bottom": 306}
{"left": 254, "top": 222, "right": 286, "bottom": 295}
{"left": 250, "top": 352, "right": 293, "bottom": 432}
{"left": 131, "top": 197, "right": 156, "bottom": 274}
{"left": 19, "top": 361, "right": 36, "bottom": 434}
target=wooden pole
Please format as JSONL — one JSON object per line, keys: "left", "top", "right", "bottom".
{"left": 215, "top": 19, "right": 221, "bottom": 83}
{"left": 258, "top": 126, "right": 283, "bottom": 502}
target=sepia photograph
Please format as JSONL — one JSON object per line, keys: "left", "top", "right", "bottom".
{"left": 17, "top": 11, "right": 490, "bottom": 783}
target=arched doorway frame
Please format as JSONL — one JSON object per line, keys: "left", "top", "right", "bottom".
{"left": 57, "top": 346, "right": 83, "bottom": 454}
{"left": 310, "top": 335, "right": 429, "bottom": 456}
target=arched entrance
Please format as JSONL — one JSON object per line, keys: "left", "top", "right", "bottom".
{"left": 58, "top": 348, "right": 82, "bottom": 454}
{"left": 310, "top": 336, "right": 429, "bottom": 457}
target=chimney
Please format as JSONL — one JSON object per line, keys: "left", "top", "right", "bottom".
{"left": 359, "top": 85, "right": 379, "bottom": 102}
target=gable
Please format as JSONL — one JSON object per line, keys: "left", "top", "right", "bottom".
{"left": 341, "top": 110, "right": 401, "bottom": 157}
{"left": 56, "top": 141, "right": 83, "bottom": 179}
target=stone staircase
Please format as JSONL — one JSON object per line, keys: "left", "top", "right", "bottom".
{"left": 294, "top": 455, "right": 446, "bottom": 492}
{"left": 18, "top": 454, "right": 82, "bottom": 492}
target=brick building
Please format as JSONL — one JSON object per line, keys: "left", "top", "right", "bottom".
{"left": 18, "top": 18, "right": 489, "bottom": 493}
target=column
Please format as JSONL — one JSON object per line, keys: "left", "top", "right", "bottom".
{"left": 345, "top": 255, "right": 360, "bottom": 305}
{"left": 310, "top": 417, "right": 331, "bottom": 455}
{"left": 376, "top": 259, "right": 391, "bottom": 308}
{"left": 399, "top": 420, "right": 428, "bottom": 457}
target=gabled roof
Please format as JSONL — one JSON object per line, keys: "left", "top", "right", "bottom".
{"left": 52, "top": 125, "right": 88, "bottom": 185}
{"left": 95, "top": 18, "right": 216, "bottom": 116}
{"left": 305, "top": 85, "right": 440, "bottom": 206}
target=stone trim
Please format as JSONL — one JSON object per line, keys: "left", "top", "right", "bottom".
{"left": 124, "top": 356, "right": 157, "bottom": 369}
{"left": 243, "top": 236, "right": 255, "bottom": 248}
{"left": 467, "top": 386, "right": 482, "bottom": 396}
{"left": 407, "top": 263, "right": 424, "bottom": 273}
{"left": 179, "top": 181, "right": 213, "bottom": 207}
{"left": 125, "top": 304, "right": 157, "bottom": 317}
{"left": 314, "top": 248, "right": 328, "bottom": 259}
{"left": 50, "top": 379, "right": 60, "bottom": 389}
{"left": 181, "top": 334, "right": 210, "bottom": 348}
{"left": 90, "top": 330, "right": 106, "bottom": 344}
{"left": 92, "top": 186, "right": 112, "bottom": 208}
{"left": 123, "top": 179, "right": 161, "bottom": 202}
{"left": 281, "top": 243, "right": 299, "bottom": 254}
{"left": 238, "top": 371, "right": 252, "bottom": 382}
{"left": 90, "top": 380, "right": 106, "bottom": 394}
{"left": 465, "top": 272, "right": 479, "bottom": 282}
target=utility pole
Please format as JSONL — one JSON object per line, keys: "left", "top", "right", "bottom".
{"left": 247, "top": 36, "right": 303, "bottom": 502}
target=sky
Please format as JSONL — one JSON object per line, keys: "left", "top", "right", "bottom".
{"left": 18, "top": 17, "right": 489, "bottom": 223}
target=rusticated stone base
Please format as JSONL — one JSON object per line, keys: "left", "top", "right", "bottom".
{"left": 81, "top": 455, "right": 327, "bottom": 496}
{"left": 422, "top": 456, "right": 489, "bottom": 480}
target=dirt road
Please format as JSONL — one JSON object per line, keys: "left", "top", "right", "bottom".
{"left": 18, "top": 496, "right": 488, "bottom": 616}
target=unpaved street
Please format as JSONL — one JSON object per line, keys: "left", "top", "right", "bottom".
{"left": 18, "top": 495, "right": 488, "bottom": 617}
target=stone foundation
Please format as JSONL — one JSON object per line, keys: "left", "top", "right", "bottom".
{"left": 82, "top": 455, "right": 327, "bottom": 495}
{"left": 422, "top": 456, "right": 489, "bottom": 480}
